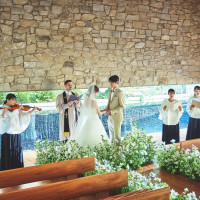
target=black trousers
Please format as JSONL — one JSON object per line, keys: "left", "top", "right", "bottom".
{"left": 162, "top": 123, "right": 180, "bottom": 144}
{"left": 186, "top": 117, "right": 200, "bottom": 140}
{"left": 1, "top": 133, "right": 24, "bottom": 171}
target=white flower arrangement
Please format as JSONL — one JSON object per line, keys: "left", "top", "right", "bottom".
{"left": 170, "top": 188, "right": 200, "bottom": 200}
{"left": 156, "top": 142, "right": 200, "bottom": 181}
{"left": 35, "top": 127, "right": 200, "bottom": 200}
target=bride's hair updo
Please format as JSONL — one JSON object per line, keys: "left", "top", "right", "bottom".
{"left": 86, "top": 85, "right": 99, "bottom": 97}
{"left": 94, "top": 85, "right": 99, "bottom": 93}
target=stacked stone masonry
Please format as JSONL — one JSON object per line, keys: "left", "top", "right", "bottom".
{"left": 0, "top": 0, "right": 200, "bottom": 91}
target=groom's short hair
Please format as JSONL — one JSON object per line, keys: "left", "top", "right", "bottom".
{"left": 64, "top": 80, "right": 72, "bottom": 85}
{"left": 194, "top": 86, "right": 200, "bottom": 91}
{"left": 109, "top": 75, "right": 119, "bottom": 83}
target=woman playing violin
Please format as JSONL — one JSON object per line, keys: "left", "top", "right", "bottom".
{"left": 0, "top": 93, "right": 37, "bottom": 171}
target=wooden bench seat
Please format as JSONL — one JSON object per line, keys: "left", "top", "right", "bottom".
{"left": 0, "top": 170, "right": 128, "bottom": 200}
{"left": 0, "top": 157, "right": 95, "bottom": 189}
{"left": 180, "top": 138, "right": 200, "bottom": 151}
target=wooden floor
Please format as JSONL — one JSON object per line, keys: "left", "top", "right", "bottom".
{"left": 23, "top": 150, "right": 37, "bottom": 167}
{"left": 22, "top": 151, "right": 200, "bottom": 197}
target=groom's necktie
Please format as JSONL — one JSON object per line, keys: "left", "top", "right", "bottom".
{"left": 112, "top": 88, "right": 116, "bottom": 92}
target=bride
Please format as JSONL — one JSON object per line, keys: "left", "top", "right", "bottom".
{"left": 70, "top": 85, "right": 110, "bottom": 146}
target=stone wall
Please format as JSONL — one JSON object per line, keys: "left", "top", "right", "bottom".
{"left": 0, "top": 0, "right": 200, "bottom": 91}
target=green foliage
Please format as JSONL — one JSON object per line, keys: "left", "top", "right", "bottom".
{"left": 170, "top": 188, "right": 200, "bottom": 200}
{"left": 0, "top": 89, "right": 108, "bottom": 104}
{"left": 96, "top": 88, "right": 111, "bottom": 99}
{"left": 35, "top": 127, "right": 157, "bottom": 170}
{"left": 93, "top": 129, "right": 157, "bottom": 170}
{"left": 156, "top": 142, "right": 180, "bottom": 174}
{"left": 0, "top": 91, "right": 62, "bottom": 104}
{"left": 35, "top": 129, "right": 200, "bottom": 199}
{"left": 35, "top": 127, "right": 167, "bottom": 195}
{"left": 156, "top": 143, "right": 200, "bottom": 181}
{"left": 114, "top": 171, "right": 168, "bottom": 195}
{"left": 28, "top": 91, "right": 60, "bottom": 102}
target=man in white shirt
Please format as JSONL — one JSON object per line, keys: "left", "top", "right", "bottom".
{"left": 56, "top": 80, "right": 81, "bottom": 141}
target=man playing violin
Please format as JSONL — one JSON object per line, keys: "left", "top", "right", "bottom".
{"left": 0, "top": 93, "right": 37, "bottom": 171}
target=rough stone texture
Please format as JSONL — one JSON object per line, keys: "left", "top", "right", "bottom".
{"left": 0, "top": 24, "right": 12, "bottom": 35}
{"left": 0, "top": 0, "right": 200, "bottom": 91}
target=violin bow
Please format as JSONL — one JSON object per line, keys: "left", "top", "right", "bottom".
{"left": 17, "top": 89, "right": 22, "bottom": 105}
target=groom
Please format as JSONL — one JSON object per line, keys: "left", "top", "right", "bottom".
{"left": 104, "top": 75, "right": 125, "bottom": 145}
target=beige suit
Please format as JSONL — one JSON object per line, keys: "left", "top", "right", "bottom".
{"left": 105, "top": 88, "right": 125, "bottom": 145}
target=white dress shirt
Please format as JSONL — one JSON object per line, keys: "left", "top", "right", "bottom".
{"left": 159, "top": 99, "right": 183, "bottom": 125}
{"left": 111, "top": 87, "right": 118, "bottom": 101}
{"left": 0, "top": 105, "right": 31, "bottom": 134}
{"left": 65, "top": 91, "right": 72, "bottom": 96}
{"left": 187, "top": 96, "right": 200, "bottom": 119}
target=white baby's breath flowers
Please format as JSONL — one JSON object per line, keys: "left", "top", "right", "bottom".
{"left": 35, "top": 128, "right": 200, "bottom": 199}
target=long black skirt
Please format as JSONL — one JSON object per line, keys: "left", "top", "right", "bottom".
{"left": 162, "top": 123, "right": 180, "bottom": 144}
{"left": 186, "top": 117, "right": 200, "bottom": 140}
{"left": 1, "top": 133, "right": 24, "bottom": 171}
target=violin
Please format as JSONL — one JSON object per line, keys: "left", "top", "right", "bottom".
{"left": 10, "top": 104, "right": 42, "bottom": 111}
{"left": 0, "top": 104, "right": 42, "bottom": 112}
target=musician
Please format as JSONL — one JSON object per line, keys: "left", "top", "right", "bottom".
{"left": 0, "top": 93, "right": 37, "bottom": 171}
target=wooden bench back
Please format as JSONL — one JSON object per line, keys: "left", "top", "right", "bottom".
{"left": 0, "top": 156, "right": 95, "bottom": 188}
{"left": 180, "top": 139, "right": 200, "bottom": 151}
{"left": 0, "top": 170, "right": 128, "bottom": 200}
{"left": 101, "top": 187, "right": 170, "bottom": 200}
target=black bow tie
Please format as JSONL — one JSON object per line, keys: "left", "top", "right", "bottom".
{"left": 112, "top": 89, "right": 116, "bottom": 92}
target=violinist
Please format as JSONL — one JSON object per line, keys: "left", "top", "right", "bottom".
{"left": 0, "top": 93, "right": 37, "bottom": 171}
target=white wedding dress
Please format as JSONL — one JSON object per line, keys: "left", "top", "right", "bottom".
{"left": 70, "top": 86, "right": 109, "bottom": 147}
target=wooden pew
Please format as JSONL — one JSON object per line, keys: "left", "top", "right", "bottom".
{"left": 0, "top": 156, "right": 95, "bottom": 188}
{"left": 0, "top": 170, "right": 128, "bottom": 200}
{"left": 101, "top": 186, "right": 170, "bottom": 200}
{"left": 180, "top": 139, "right": 200, "bottom": 151}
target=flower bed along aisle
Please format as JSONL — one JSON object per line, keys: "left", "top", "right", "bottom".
{"left": 35, "top": 127, "right": 200, "bottom": 200}
{"left": 156, "top": 142, "right": 200, "bottom": 182}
